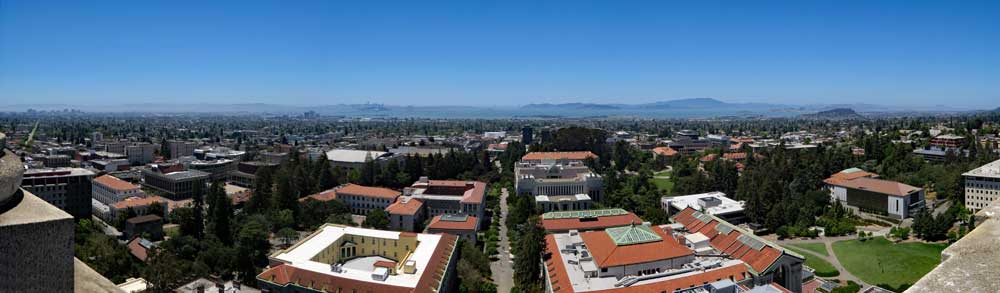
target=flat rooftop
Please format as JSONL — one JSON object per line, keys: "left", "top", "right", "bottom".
{"left": 268, "top": 225, "right": 445, "bottom": 289}
{"left": 964, "top": 158, "right": 1000, "bottom": 179}
{"left": 662, "top": 192, "right": 744, "bottom": 215}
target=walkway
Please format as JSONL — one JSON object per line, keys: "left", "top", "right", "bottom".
{"left": 489, "top": 188, "right": 514, "bottom": 293}
{"left": 777, "top": 237, "right": 869, "bottom": 289}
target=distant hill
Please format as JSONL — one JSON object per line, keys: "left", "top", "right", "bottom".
{"left": 801, "top": 108, "right": 865, "bottom": 119}
{"left": 642, "top": 98, "right": 728, "bottom": 109}
{"left": 522, "top": 103, "right": 621, "bottom": 110}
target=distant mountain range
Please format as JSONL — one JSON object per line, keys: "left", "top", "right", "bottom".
{"left": 1, "top": 98, "right": 989, "bottom": 119}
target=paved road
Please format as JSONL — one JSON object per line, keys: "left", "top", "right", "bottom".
{"left": 489, "top": 188, "right": 514, "bottom": 293}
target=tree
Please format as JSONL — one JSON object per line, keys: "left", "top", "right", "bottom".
{"left": 513, "top": 216, "right": 545, "bottom": 292}
{"left": 277, "top": 227, "right": 299, "bottom": 246}
{"left": 207, "top": 181, "right": 234, "bottom": 245}
{"left": 363, "top": 209, "right": 390, "bottom": 229}
{"left": 236, "top": 215, "right": 272, "bottom": 280}
{"left": 248, "top": 166, "right": 274, "bottom": 212}
{"left": 191, "top": 183, "right": 205, "bottom": 239}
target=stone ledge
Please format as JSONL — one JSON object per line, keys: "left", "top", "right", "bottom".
{"left": 905, "top": 199, "right": 1000, "bottom": 292}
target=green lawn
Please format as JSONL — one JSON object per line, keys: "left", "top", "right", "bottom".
{"left": 785, "top": 247, "right": 839, "bottom": 277}
{"left": 650, "top": 178, "right": 674, "bottom": 193}
{"left": 789, "top": 242, "right": 830, "bottom": 257}
{"left": 833, "top": 237, "right": 947, "bottom": 291}
{"left": 653, "top": 170, "right": 672, "bottom": 177}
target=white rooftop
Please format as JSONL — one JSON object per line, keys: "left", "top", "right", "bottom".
{"left": 325, "top": 149, "right": 389, "bottom": 163}
{"left": 964, "top": 159, "right": 1000, "bottom": 179}
{"left": 662, "top": 191, "right": 744, "bottom": 216}
{"left": 270, "top": 225, "right": 442, "bottom": 288}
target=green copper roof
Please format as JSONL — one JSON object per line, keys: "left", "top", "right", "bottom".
{"left": 541, "top": 208, "right": 629, "bottom": 220}
{"left": 605, "top": 224, "right": 662, "bottom": 246}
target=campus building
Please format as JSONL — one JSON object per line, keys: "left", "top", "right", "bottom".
{"left": 20, "top": 167, "right": 95, "bottom": 219}
{"left": 963, "top": 158, "right": 1000, "bottom": 212}
{"left": 229, "top": 161, "right": 280, "bottom": 188}
{"left": 403, "top": 177, "right": 486, "bottom": 225}
{"left": 256, "top": 224, "right": 459, "bottom": 293}
{"left": 543, "top": 207, "right": 805, "bottom": 293}
{"left": 517, "top": 151, "right": 603, "bottom": 212}
{"left": 92, "top": 174, "right": 143, "bottom": 205}
{"left": 662, "top": 191, "right": 746, "bottom": 225}
{"left": 540, "top": 208, "right": 643, "bottom": 233}
{"left": 140, "top": 163, "right": 210, "bottom": 200}
{"left": 824, "top": 168, "right": 925, "bottom": 219}
{"left": 326, "top": 149, "right": 396, "bottom": 171}
{"left": 930, "top": 134, "right": 965, "bottom": 149}
{"left": 301, "top": 184, "right": 401, "bottom": 215}
{"left": 425, "top": 214, "right": 478, "bottom": 243}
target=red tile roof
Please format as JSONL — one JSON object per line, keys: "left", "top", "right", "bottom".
{"left": 722, "top": 152, "right": 747, "bottom": 160}
{"left": 385, "top": 198, "right": 424, "bottom": 215}
{"left": 413, "top": 180, "right": 487, "bottom": 205}
{"left": 579, "top": 225, "right": 693, "bottom": 268}
{"left": 257, "top": 234, "right": 458, "bottom": 293}
{"left": 522, "top": 151, "right": 598, "bottom": 161}
{"left": 336, "top": 184, "right": 401, "bottom": 199}
{"left": 112, "top": 196, "right": 165, "bottom": 209}
{"left": 93, "top": 174, "right": 140, "bottom": 191}
{"left": 826, "top": 177, "right": 922, "bottom": 197}
{"left": 300, "top": 189, "right": 337, "bottom": 202}
{"left": 541, "top": 213, "right": 643, "bottom": 232}
{"left": 672, "top": 207, "right": 798, "bottom": 273}
{"left": 823, "top": 169, "right": 878, "bottom": 185}
{"left": 700, "top": 153, "right": 719, "bottom": 162}
{"left": 427, "top": 215, "right": 478, "bottom": 231}
{"left": 544, "top": 233, "right": 749, "bottom": 293}
{"left": 127, "top": 238, "right": 152, "bottom": 262}
{"left": 652, "top": 147, "right": 678, "bottom": 156}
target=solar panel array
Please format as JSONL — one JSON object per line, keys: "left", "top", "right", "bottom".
{"left": 736, "top": 234, "right": 766, "bottom": 251}
{"left": 441, "top": 214, "right": 469, "bottom": 222}
{"left": 716, "top": 223, "right": 735, "bottom": 235}
{"left": 541, "top": 208, "right": 628, "bottom": 219}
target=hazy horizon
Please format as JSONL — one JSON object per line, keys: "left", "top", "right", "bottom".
{"left": 2, "top": 1, "right": 998, "bottom": 107}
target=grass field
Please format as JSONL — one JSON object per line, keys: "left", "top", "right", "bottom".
{"left": 650, "top": 178, "right": 674, "bottom": 193}
{"left": 651, "top": 170, "right": 673, "bottom": 192}
{"left": 789, "top": 242, "right": 830, "bottom": 256}
{"left": 833, "top": 237, "right": 947, "bottom": 291}
{"left": 786, "top": 247, "right": 839, "bottom": 277}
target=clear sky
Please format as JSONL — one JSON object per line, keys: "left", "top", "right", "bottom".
{"left": 1, "top": 0, "right": 997, "bottom": 107}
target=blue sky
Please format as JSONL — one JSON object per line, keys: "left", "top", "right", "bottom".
{"left": 1, "top": 0, "right": 997, "bottom": 107}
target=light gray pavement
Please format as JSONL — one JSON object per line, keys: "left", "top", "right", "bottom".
{"left": 489, "top": 187, "right": 514, "bottom": 293}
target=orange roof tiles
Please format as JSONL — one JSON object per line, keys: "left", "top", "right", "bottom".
{"left": 827, "top": 177, "right": 922, "bottom": 197}
{"left": 652, "top": 147, "right": 678, "bottom": 156}
{"left": 541, "top": 213, "right": 643, "bottom": 232}
{"left": 543, "top": 233, "right": 749, "bottom": 293}
{"left": 521, "top": 151, "right": 598, "bottom": 161}
{"left": 385, "top": 198, "right": 423, "bottom": 215}
{"left": 336, "top": 184, "right": 401, "bottom": 199}
{"left": 722, "top": 152, "right": 748, "bottom": 160}
{"left": 823, "top": 169, "right": 878, "bottom": 185}
{"left": 112, "top": 196, "right": 165, "bottom": 209}
{"left": 427, "top": 215, "right": 478, "bottom": 231}
{"left": 300, "top": 189, "right": 337, "bottom": 202}
{"left": 93, "top": 174, "right": 140, "bottom": 191}
{"left": 672, "top": 207, "right": 797, "bottom": 273}
{"left": 579, "top": 225, "right": 693, "bottom": 268}
{"left": 127, "top": 238, "right": 151, "bottom": 262}
{"left": 700, "top": 153, "right": 719, "bottom": 162}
